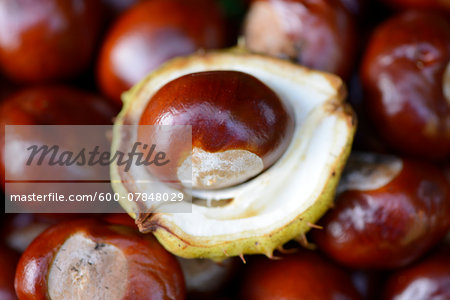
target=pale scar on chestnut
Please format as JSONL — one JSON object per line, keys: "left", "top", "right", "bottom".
{"left": 48, "top": 234, "right": 128, "bottom": 300}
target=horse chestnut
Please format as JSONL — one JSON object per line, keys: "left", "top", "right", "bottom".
{"left": 361, "top": 11, "right": 450, "bottom": 160}
{"left": 138, "top": 70, "right": 294, "bottom": 189}
{"left": 243, "top": 0, "right": 357, "bottom": 78}
{"left": 15, "top": 219, "right": 186, "bottom": 299}
{"left": 313, "top": 153, "right": 450, "bottom": 269}
{"left": 383, "top": 245, "right": 450, "bottom": 299}
{"left": 97, "top": 0, "right": 227, "bottom": 104}
{"left": 0, "top": 0, "right": 102, "bottom": 82}
{"left": 241, "top": 250, "right": 362, "bottom": 300}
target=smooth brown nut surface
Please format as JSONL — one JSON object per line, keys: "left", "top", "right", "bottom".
{"left": 97, "top": 0, "right": 227, "bottom": 104}
{"left": 241, "top": 250, "right": 362, "bottom": 300}
{"left": 14, "top": 219, "right": 186, "bottom": 300}
{"left": 138, "top": 70, "right": 294, "bottom": 189}
{"left": 0, "top": 0, "right": 102, "bottom": 82}
{"left": 243, "top": 0, "right": 357, "bottom": 78}
{"left": 383, "top": 245, "right": 450, "bottom": 300}
{"left": 360, "top": 11, "right": 450, "bottom": 160}
{"left": 313, "top": 154, "right": 450, "bottom": 269}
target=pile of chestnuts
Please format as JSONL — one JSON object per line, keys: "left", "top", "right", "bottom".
{"left": 0, "top": 0, "right": 449, "bottom": 299}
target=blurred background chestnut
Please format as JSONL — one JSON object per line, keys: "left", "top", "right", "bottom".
{"left": 383, "top": 244, "right": 450, "bottom": 300}
{"left": 360, "top": 10, "right": 450, "bottom": 161}
{"left": 15, "top": 218, "right": 186, "bottom": 299}
{"left": 0, "top": 0, "right": 102, "bottom": 83}
{"left": 97, "top": 0, "right": 228, "bottom": 105}
{"left": 312, "top": 153, "right": 450, "bottom": 269}
{"left": 243, "top": 0, "right": 357, "bottom": 79}
{"left": 240, "top": 250, "right": 362, "bottom": 300}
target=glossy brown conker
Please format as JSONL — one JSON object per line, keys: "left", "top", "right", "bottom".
{"left": 97, "top": 0, "right": 227, "bottom": 104}
{"left": 243, "top": 0, "right": 357, "bottom": 79}
{"left": 312, "top": 154, "right": 450, "bottom": 269}
{"left": 14, "top": 219, "right": 186, "bottom": 300}
{"left": 383, "top": 245, "right": 450, "bottom": 300}
{"left": 241, "top": 250, "right": 362, "bottom": 300}
{"left": 138, "top": 70, "right": 294, "bottom": 190}
{"left": 360, "top": 11, "right": 450, "bottom": 160}
{"left": 0, "top": 0, "right": 102, "bottom": 82}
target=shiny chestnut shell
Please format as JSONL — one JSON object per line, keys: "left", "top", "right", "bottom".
{"left": 14, "top": 219, "right": 186, "bottom": 300}
{"left": 241, "top": 250, "right": 362, "bottom": 300}
{"left": 313, "top": 158, "right": 450, "bottom": 269}
{"left": 360, "top": 11, "right": 450, "bottom": 160}
{"left": 383, "top": 245, "right": 450, "bottom": 299}
{"left": 243, "top": 0, "right": 357, "bottom": 79}
{"left": 138, "top": 70, "right": 294, "bottom": 189}
{"left": 0, "top": 0, "right": 102, "bottom": 82}
{"left": 97, "top": 0, "right": 227, "bottom": 104}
